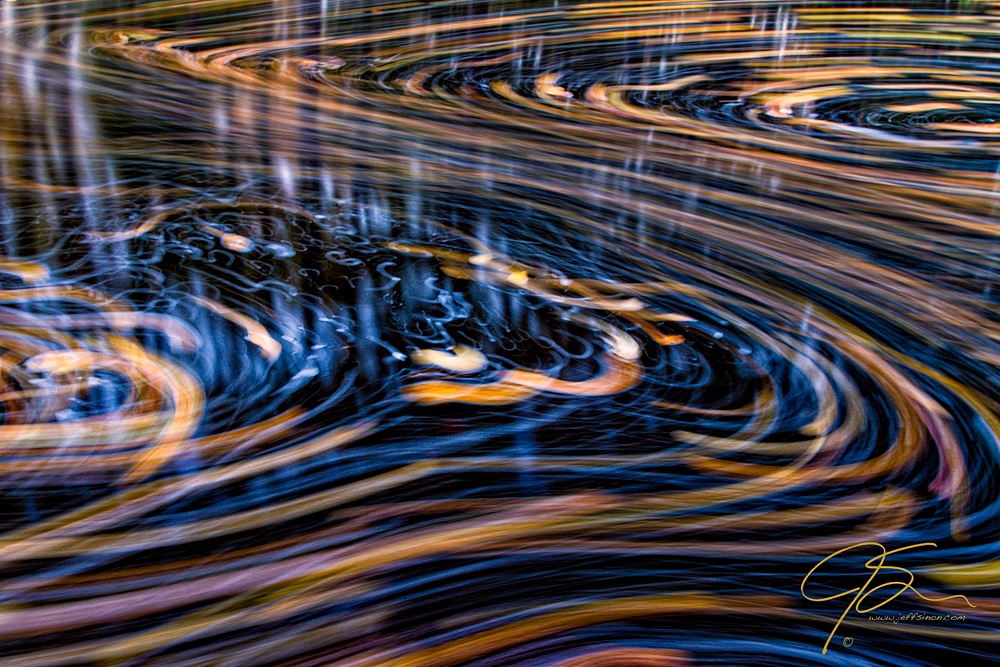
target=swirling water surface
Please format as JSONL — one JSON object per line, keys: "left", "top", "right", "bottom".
{"left": 0, "top": 1, "right": 999, "bottom": 665}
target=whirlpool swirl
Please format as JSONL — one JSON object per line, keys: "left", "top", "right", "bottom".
{"left": 0, "top": 1, "right": 998, "bottom": 666}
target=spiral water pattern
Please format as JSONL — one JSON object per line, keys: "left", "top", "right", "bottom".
{"left": 0, "top": 1, "right": 998, "bottom": 665}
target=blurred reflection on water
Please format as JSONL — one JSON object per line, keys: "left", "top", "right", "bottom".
{"left": 0, "top": 1, "right": 999, "bottom": 665}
